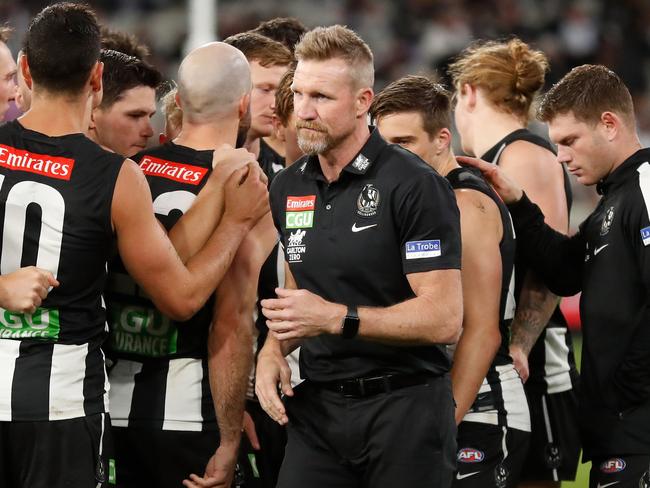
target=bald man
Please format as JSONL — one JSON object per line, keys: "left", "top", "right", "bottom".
{"left": 104, "top": 42, "right": 272, "bottom": 488}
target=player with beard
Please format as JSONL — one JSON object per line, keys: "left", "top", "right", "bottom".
{"left": 256, "top": 25, "right": 462, "bottom": 488}
{"left": 104, "top": 42, "right": 274, "bottom": 488}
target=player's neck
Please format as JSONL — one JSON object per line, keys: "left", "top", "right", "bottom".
{"left": 244, "top": 134, "right": 261, "bottom": 158}
{"left": 18, "top": 90, "right": 90, "bottom": 137}
{"left": 469, "top": 111, "right": 525, "bottom": 159}
{"left": 174, "top": 119, "right": 238, "bottom": 150}
{"left": 263, "top": 135, "right": 286, "bottom": 157}
{"left": 318, "top": 123, "right": 371, "bottom": 183}
{"left": 435, "top": 151, "right": 459, "bottom": 177}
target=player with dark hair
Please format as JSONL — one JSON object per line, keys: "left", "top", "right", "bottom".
{"left": 0, "top": 4, "right": 268, "bottom": 486}
{"left": 101, "top": 26, "right": 151, "bottom": 60}
{"left": 251, "top": 17, "right": 308, "bottom": 53}
{"left": 372, "top": 75, "right": 530, "bottom": 487}
{"left": 89, "top": 49, "right": 162, "bottom": 158}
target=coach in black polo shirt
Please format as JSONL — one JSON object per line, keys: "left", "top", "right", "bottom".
{"left": 255, "top": 25, "right": 462, "bottom": 488}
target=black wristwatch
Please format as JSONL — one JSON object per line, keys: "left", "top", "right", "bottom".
{"left": 341, "top": 305, "right": 360, "bottom": 339}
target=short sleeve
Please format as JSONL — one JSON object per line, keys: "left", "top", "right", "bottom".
{"left": 626, "top": 162, "right": 650, "bottom": 291}
{"left": 394, "top": 171, "right": 461, "bottom": 274}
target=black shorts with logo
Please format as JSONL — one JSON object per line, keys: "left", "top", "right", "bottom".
{"left": 519, "top": 388, "right": 581, "bottom": 482}
{"left": 277, "top": 375, "right": 457, "bottom": 488}
{"left": 453, "top": 421, "right": 529, "bottom": 488}
{"left": 112, "top": 426, "right": 218, "bottom": 488}
{"left": 590, "top": 455, "right": 650, "bottom": 488}
{"left": 0, "top": 413, "right": 114, "bottom": 488}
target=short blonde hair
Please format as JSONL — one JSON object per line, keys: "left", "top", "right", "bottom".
{"left": 449, "top": 38, "right": 548, "bottom": 122}
{"left": 294, "top": 25, "right": 374, "bottom": 89}
{"left": 161, "top": 84, "right": 182, "bottom": 136}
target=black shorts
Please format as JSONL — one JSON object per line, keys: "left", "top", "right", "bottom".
{"left": 112, "top": 426, "right": 218, "bottom": 488}
{"left": 0, "top": 413, "right": 114, "bottom": 488}
{"left": 453, "top": 422, "right": 530, "bottom": 488}
{"left": 590, "top": 455, "right": 650, "bottom": 488}
{"left": 277, "top": 375, "right": 457, "bottom": 488}
{"left": 519, "top": 388, "right": 581, "bottom": 482}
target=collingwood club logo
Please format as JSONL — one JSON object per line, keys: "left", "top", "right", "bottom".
{"left": 357, "top": 183, "right": 380, "bottom": 217}
{"left": 600, "top": 206, "right": 615, "bottom": 235}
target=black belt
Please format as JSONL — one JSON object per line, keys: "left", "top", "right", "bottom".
{"left": 316, "top": 373, "right": 430, "bottom": 398}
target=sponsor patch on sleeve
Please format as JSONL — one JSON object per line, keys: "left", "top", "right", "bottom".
{"left": 405, "top": 239, "right": 441, "bottom": 259}
{"left": 640, "top": 226, "right": 650, "bottom": 246}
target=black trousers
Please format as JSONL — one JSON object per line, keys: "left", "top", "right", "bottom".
{"left": 277, "top": 375, "right": 457, "bottom": 488}
{"left": 0, "top": 413, "right": 113, "bottom": 488}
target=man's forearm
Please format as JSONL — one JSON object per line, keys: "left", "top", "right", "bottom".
{"left": 510, "top": 271, "right": 561, "bottom": 356}
{"left": 357, "top": 276, "right": 462, "bottom": 345}
{"left": 508, "top": 193, "right": 584, "bottom": 296}
{"left": 208, "top": 311, "right": 253, "bottom": 445}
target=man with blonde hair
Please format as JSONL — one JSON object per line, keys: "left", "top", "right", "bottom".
{"left": 255, "top": 25, "right": 462, "bottom": 487}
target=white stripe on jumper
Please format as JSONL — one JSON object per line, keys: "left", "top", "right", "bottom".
{"left": 49, "top": 342, "right": 89, "bottom": 420}
{"left": 0, "top": 340, "right": 22, "bottom": 420}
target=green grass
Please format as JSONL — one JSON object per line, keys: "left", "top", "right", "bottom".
{"left": 561, "top": 331, "right": 590, "bottom": 488}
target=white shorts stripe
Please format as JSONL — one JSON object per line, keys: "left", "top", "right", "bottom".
{"left": 49, "top": 342, "right": 88, "bottom": 420}
{"left": 544, "top": 328, "right": 572, "bottom": 394}
{"left": 162, "top": 357, "right": 203, "bottom": 431}
{"left": 0, "top": 340, "right": 21, "bottom": 420}
{"left": 108, "top": 359, "right": 143, "bottom": 427}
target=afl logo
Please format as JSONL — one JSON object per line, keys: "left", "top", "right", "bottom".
{"left": 599, "top": 458, "right": 626, "bottom": 473}
{"left": 357, "top": 183, "right": 380, "bottom": 218}
{"left": 457, "top": 448, "right": 485, "bottom": 463}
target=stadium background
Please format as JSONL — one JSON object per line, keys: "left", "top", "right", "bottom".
{"left": 4, "top": 1, "right": 649, "bottom": 486}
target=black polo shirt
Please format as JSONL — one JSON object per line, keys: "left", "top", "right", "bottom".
{"left": 268, "top": 128, "right": 461, "bottom": 382}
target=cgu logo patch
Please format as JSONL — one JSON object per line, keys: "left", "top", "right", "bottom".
{"left": 140, "top": 156, "right": 208, "bottom": 185}
{"left": 457, "top": 448, "right": 485, "bottom": 463}
{"left": 599, "top": 458, "right": 626, "bottom": 473}
{"left": 286, "top": 195, "right": 315, "bottom": 229}
{"left": 0, "top": 144, "right": 74, "bottom": 180}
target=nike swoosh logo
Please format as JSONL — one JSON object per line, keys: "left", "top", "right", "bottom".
{"left": 594, "top": 244, "right": 609, "bottom": 255}
{"left": 351, "top": 223, "right": 377, "bottom": 233}
{"left": 597, "top": 482, "right": 620, "bottom": 488}
{"left": 456, "top": 472, "right": 480, "bottom": 480}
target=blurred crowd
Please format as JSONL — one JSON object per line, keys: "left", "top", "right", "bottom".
{"left": 3, "top": 0, "right": 649, "bottom": 222}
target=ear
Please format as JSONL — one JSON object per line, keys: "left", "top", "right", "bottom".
{"left": 174, "top": 91, "right": 182, "bottom": 110}
{"left": 19, "top": 54, "right": 32, "bottom": 90}
{"left": 89, "top": 61, "right": 103, "bottom": 95}
{"left": 355, "top": 87, "right": 374, "bottom": 119}
{"left": 238, "top": 92, "right": 251, "bottom": 120}
{"left": 460, "top": 83, "right": 477, "bottom": 111}
{"left": 272, "top": 115, "right": 286, "bottom": 142}
{"left": 600, "top": 111, "right": 621, "bottom": 141}
{"left": 433, "top": 128, "right": 452, "bottom": 155}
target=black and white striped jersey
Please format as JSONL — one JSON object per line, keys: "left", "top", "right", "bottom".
{"left": 447, "top": 166, "right": 530, "bottom": 432}
{"left": 481, "top": 129, "right": 579, "bottom": 395}
{"left": 0, "top": 121, "right": 122, "bottom": 421}
{"left": 105, "top": 142, "right": 216, "bottom": 431}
